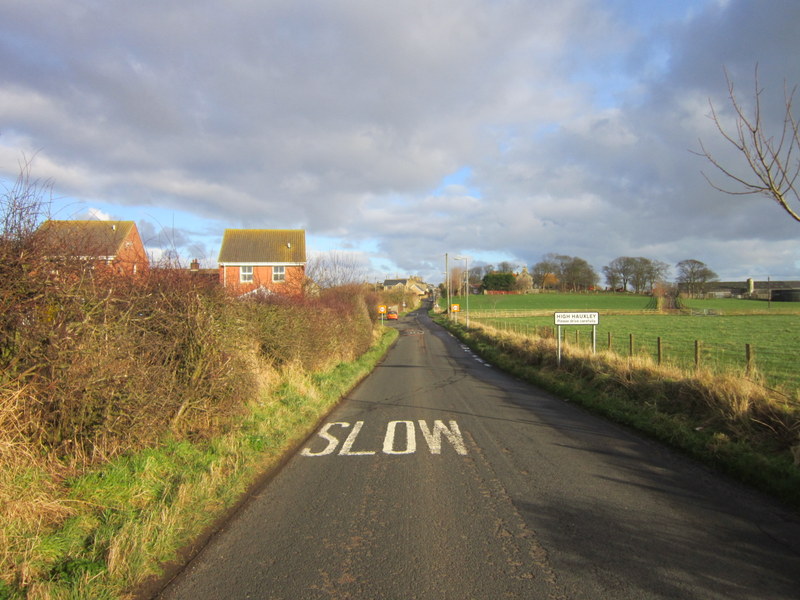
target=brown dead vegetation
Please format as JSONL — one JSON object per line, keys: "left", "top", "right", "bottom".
{"left": 459, "top": 321, "right": 800, "bottom": 467}
{"left": 0, "top": 173, "right": 383, "bottom": 592}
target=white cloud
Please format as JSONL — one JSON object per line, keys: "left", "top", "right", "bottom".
{"left": 1, "top": 0, "right": 799, "bottom": 282}
{"left": 87, "top": 208, "right": 111, "bottom": 221}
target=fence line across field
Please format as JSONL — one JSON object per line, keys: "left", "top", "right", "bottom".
{"left": 471, "top": 317, "right": 799, "bottom": 396}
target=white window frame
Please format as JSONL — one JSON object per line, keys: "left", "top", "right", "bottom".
{"left": 273, "top": 265, "right": 286, "bottom": 282}
{"left": 240, "top": 265, "right": 254, "bottom": 283}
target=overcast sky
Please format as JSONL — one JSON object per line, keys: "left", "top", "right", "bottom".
{"left": 2, "top": 0, "right": 799, "bottom": 283}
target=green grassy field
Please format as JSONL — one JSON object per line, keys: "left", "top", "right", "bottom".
{"left": 444, "top": 292, "right": 800, "bottom": 314}
{"left": 446, "top": 292, "right": 652, "bottom": 311}
{"left": 445, "top": 294, "right": 800, "bottom": 394}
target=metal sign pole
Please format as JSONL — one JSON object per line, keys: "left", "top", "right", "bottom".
{"left": 557, "top": 325, "right": 562, "bottom": 367}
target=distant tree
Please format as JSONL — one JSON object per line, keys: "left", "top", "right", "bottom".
{"left": 603, "top": 257, "right": 636, "bottom": 291}
{"left": 558, "top": 255, "right": 598, "bottom": 291}
{"left": 539, "top": 253, "right": 598, "bottom": 292}
{"left": 530, "top": 257, "right": 559, "bottom": 289}
{"left": 604, "top": 257, "right": 670, "bottom": 293}
{"left": 450, "top": 266, "right": 467, "bottom": 296}
{"left": 676, "top": 259, "right": 718, "bottom": 297}
{"left": 513, "top": 267, "right": 533, "bottom": 293}
{"left": 645, "top": 259, "right": 671, "bottom": 293}
{"left": 497, "top": 261, "right": 515, "bottom": 273}
{"left": 697, "top": 66, "right": 800, "bottom": 223}
{"left": 628, "top": 258, "right": 651, "bottom": 294}
{"left": 602, "top": 265, "right": 621, "bottom": 291}
{"left": 306, "top": 250, "right": 370, "bottom": 289}
{"left": 482, "top": 272, "right": 515, "bottom": 291}
{"left": 468, "top": 265, "right": 485, "bottom": 286}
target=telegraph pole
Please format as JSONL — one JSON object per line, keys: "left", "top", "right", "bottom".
{"left": 445, "top": 253, "right": 450, "bottom": 319}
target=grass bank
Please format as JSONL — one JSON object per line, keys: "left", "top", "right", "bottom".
{"left": 1, "top": 323, "right": 397, "bottom": 600}
{"left": 436, "top": 316, "right": 800, "bottom": 511}
{"left": 0, "top": 174, "right": 402, "bottom": 598}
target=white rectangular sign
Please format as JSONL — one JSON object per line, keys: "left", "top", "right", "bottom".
{"left": 554, "top": 312, "right": 599, "bottom": 325}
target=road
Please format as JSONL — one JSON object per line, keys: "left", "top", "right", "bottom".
{"left": 155, "top": 305, "right": 800, "bottom": 599}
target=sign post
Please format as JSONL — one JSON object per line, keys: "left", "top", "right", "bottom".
{"left": 554, "top": 312, "right": 599, "bottom": 366}
{"left": 378, "top": 305, "right": 387, "bottom": 324}
{"left": 450, "top": 303, "right": 461, "bottom": 323}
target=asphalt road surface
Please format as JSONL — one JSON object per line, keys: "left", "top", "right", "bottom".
{"left": 155, "top": 305, "right": 800, "bottom": 599}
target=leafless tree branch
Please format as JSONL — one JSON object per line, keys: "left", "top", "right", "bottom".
{"left": 695, "top": 65, "right": 800, "bottom": 222}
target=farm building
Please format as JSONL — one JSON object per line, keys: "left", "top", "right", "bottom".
{"left": 707, "top": 278, "right": 800, "bottom": 301}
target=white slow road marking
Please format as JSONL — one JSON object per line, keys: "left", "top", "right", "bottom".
{"left": 301, "top": 420, "right": 468, "bottom": 457}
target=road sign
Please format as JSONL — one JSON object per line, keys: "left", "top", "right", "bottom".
{"left": 378, "top": 305, "right": 387, "bottom": 314}
{"left": 554, "top": 312, "right": 599, "bottom": 366}
{"left": 554, "top": 312, "right": 599, "bottom": 325}
{"left": 450, "top": 304, "right": 461, "bottom": 312}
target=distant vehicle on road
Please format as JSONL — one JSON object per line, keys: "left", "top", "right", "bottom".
{"left": 386, "top": 310, "right": 398, "bottom": 320}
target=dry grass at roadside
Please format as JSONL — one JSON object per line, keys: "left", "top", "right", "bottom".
{"left": 442, "top": 319, "right": 800, "bottom": 508}
{"left": 0, "top": 165, "right": 399, "bottom": 598}
{"left": 0, "top": 307, "right": 394, "bottom": 599}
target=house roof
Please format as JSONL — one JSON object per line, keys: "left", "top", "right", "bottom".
{"left": 218, "top": 229, "right": 306, "bottom": 264}
{"left": 383, "top": 279, "right": 408, "bottom": 287}
{"left": 37, "top": 220, "right": 137, "bottom": 257}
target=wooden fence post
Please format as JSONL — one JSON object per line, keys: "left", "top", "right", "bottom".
{"left": 695, "top": 340, "right": 701, "bottom": 369}
{"left": 629, "top": 333, "right": 634, "bottom": 357}
{"left": 608, "top": 332, "right": 612, "bottom": 351}
{"left": 746, "top": 343, "right": 754, "bottom": 375}
{"left": 657, "top": 337, "right": 662, "bottom": 365}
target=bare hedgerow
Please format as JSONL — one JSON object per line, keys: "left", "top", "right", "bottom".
{"left": 247, "top": 284, "right": 376, "bottom": 372}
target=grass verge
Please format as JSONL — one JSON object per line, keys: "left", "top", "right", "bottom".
{"left": 435, "top": 316, "right": 800, "bottom": 511}
{"left": 0, "top": 326, "right": 398, "bottom": 600}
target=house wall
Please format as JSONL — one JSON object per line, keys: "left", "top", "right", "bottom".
{"left": 112, "top": 227, "right": 149, "bottom": 275}
{"left": 220, "top": 264, "right": 305, "bottom": 296}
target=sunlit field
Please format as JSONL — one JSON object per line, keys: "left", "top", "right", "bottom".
{"left": 444, "top": 293, "right": 800, "bottom": 394}
{"left": 444, "top": 292, "right": 800, "bottom": 314}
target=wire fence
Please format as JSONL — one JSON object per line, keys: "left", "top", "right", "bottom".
{"left": 473, "top": 317, "right": 800, "bottom": 397}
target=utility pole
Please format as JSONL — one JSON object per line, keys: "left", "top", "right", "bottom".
{"left": 445, "top": 253, "right": 450, "bottom": 319}
{"left": 454, "top": 255, "right": 470, "bottom": 327}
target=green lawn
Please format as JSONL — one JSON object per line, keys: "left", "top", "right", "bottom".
{"left": 450, "top": 294, "right": 800, "bottom": 394}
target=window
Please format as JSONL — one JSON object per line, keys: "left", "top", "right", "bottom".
{"left": 273, "top": 265, "right": 285, "bottom": 282}
{"left": 240, "top": 265, "right": 253, "bottom": 283}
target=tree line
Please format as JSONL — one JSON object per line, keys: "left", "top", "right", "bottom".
{"left": 461, "top": 254, "right": 718, "bottom": 295}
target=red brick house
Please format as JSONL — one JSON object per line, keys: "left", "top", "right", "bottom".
{"left": 217, "top": 229, "right": 306, "bottom": 296}
{"left": 36, "top": 220, "right": 149, "bottom": 275}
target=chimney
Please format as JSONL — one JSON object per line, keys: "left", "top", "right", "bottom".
{"left": 190, "top": 259, "right": 200, "bottom": 272}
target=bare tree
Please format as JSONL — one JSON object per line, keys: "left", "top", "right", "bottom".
{"left": 676, "top": 259, "right": 717, "bottom": 297}
{"left": 531, "top": 257, "right": 559, "bottom": 289}
{"left": 697, "top": 66, "right": 800, "bottom": 222}
{"left": 1, "top": 154, "right": 52, "bottom": 248}
{"left": 603, "top": 257, "right": 636, "bottom": 292}
{"left": 305, "top": 250, "right": 370, "bottom": 289}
